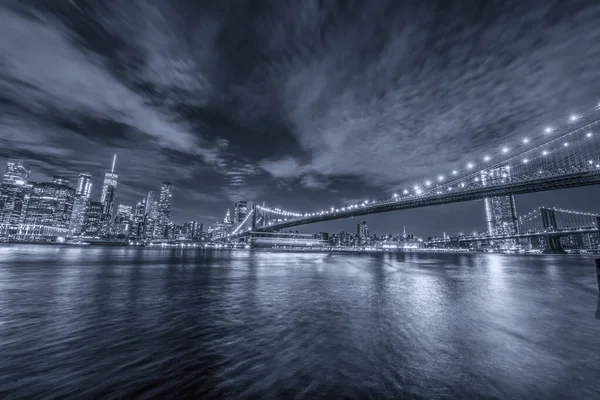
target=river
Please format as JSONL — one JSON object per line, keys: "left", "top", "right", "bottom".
{"left": 0, "top": 245, "right": 599, "bottom": 399}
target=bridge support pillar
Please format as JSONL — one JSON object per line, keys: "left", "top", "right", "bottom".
{"left": 595, "top": 259, "right": 600, "bottom": 296}
{"left": 544, "top": 235, "right": 565, "bottom": 254}
{"left": 541, "top": 208, "right": 564, "bottom": 253}
{"left": 251, "top": 205, "right": 257, "bottom": 231}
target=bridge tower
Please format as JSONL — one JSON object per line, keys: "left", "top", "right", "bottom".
{"left": 540, "top": 208, "right": 564, "bottom": 253}
{"left": 251, "top": 204, "right": 257, "bottom": 231}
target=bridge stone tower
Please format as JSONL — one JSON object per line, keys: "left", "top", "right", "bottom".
{"left": 540, "top": 208, "right": 564, "bottom": 253}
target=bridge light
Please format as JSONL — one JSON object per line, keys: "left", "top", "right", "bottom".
{"left": 452, "top": 170, "right": 458, "bottom": 175}
{"left": 544, "top": 126, "right": 554, "bottom": 134}
{"left": 523, "top": 137, "right": 530, "bottom": 144}
{"left": 542, "top": 150, "right": 548, "bottom": 156}
{"left": 474, "top": 177, "right": 479, "bottom": 182}
{"left": 483, "top": 155, "right": 491, "bottom": 162}
{"left": 425, "top": 180, "right": 432, "bottom": 186}
{"left": 460, "top": 182, "right": 465, "bottom": 187}
{"left": 467, "top": 162, "right": 474, "bottom": 169}
{"left": 437, "top": 175, "right": 444, "bottom": 181}
{"left": 501, "top": 147, "right": 509, "bottom": 154}
{"left": 523, "top": 158, "right": 529, "bottom": 163}
{"left": 589, "top": 160, "right": 593, "bottom": 164}
{"left": 569, "top": 114, "right": 579, "bottom": 122}
{"left": 563, "top": 142, "right": 569, "bottom": 147}
{"left": 596, "top": 164, "right": 600, "bottom": 168}
{"left": 393, "top": 193, "right": 398, "bottom": 197}
{"left": 403, "top": 189, "right": 409, "bottom": 195}
{"left": 587, "top": 132, "right": 593, "bottom": 138}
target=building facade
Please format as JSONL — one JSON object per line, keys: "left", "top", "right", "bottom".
{"left": 156, "top": 182, "right": 173, "bottom": 239}
{"left": 24, "top": 177, "right": 75, "bottom": 229}
{"left": 69, "top": 173, "right": 93, "bottom": 234}
{"left": 234, "top": 201, "right": 248, "bottom": 224}
{"left": 100, "top": 155, "right": 118, "bottom": 236}
{"left": 83, "top": 201, "right": 103, "bottom": 236}
{"left": 113, "top": 204, "right": 133, "bottom": 236}
{"left": 357, "top": 221, "right": 369, "bottom": 245}
{"left": 0, "top": 159, "right": 31, "bottom": 224}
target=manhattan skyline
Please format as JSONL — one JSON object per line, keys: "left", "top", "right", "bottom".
{"left": 2, "top": 1, "right": 600, "bottom": 236}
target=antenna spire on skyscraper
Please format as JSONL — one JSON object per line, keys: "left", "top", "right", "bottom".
{"left": 111, "top": 154, "right": 117, "bottom": 173}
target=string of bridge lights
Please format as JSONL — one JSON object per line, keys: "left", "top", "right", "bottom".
{"left": 251, "top": 101, "right": 600, "bottom": 221}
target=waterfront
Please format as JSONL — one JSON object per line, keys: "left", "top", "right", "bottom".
{"left": 1, "top": 245, "right": 599, "bottom": 399}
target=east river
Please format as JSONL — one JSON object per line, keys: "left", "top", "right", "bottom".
{"left": 1, "top": 245, "right": 599, "bottom": 399}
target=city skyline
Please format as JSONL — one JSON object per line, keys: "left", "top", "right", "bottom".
{"left": 3, "top": 1, "right": 600, "bottom": 236}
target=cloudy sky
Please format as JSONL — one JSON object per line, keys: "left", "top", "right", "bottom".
{"left": 2, "top": 0, "right": 600, "bottom": 236}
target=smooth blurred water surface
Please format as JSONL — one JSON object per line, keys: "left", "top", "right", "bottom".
{"left": 0, "top": 245, "right": 599, "bottom": 399}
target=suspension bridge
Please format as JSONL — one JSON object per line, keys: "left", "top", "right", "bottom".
{"left": 226, "top": 102, "right": 600, "bottom": 238}
{"left": 427, "top": 207, "right": 600, "bottom": 252}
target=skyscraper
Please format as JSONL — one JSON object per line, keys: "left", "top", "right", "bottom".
{"left": 357, "top": 221, "right": 369, "bottom": 245}
{"left": 130, "top": 199, "right": 146, "bottom": 238}
{"left": 183, "top": 221, "right": 203, "bottom": 240}
{"left": 481, "top": 167, "right": 518, "bottom": 235}
{"left": 0, "top": 159, "right": 31, "bottom": 224}
{"left": 69, "top": 173, "right": 93, "bottom": 234}
{"left": 24, "top": 177, "right": 75, "bottom": 229}
{"left": 113, "top": 204, "right": 133, "bottom": 236}
{"left": 76, "top": 173, "right": 92, "bottom": 197}
{"left": 234, "top": 201, "right": 248, "bottom": 224}
{"left": 83, "top": 201, "right": 103, "bottom": 236}
{"left": 143, "top": 190, "right": 158, "bottom": 240}
{"left": 100, "top": 155, "right": 118, "bottom": 236}
{"left": 156, "top": 182, "right": 173, "bottom": 239}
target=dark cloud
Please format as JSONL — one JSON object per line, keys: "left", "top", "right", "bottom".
{"left": 2, "top": 0, "right": 600, "bottom": 234}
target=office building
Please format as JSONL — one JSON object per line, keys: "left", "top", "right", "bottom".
{"left": 156, "top": 182, "right": 173, "bottom": 239}
{"left": 357, "top": 221, "right": 369, "bottom": 245}
{"left": 83, "top": 201, "right": 103, "bottom": 236}
{"left": 183, "top": 220, "right": 203, "bottom": 240}
{"left": 234, "top": 201, "right": 248, "bottom": 224}
{"left": 76, "top": 173, "right": 92, "bottom": 197}
{"left": 0, "top": 159, "right": 31, "bottom": 224}
{"left": 100, "top": 155, "right": 118, "bottom": 235}
{"left": 129, "top": 199, "right": 146, "bottom": 238}
{"left": 69, "top": 173, "right": 93, "bottom": 234}
{"left": 481, "top": 167, "right": 518, "bottom": 235}
{"left": 113, "top": 204, "right": 132, "bottom": 236}
{"left": 24, "top": 177, "right": 75, "bottom": 229}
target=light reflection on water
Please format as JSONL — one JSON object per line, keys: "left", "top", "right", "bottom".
{"left": 0, "top": 245, "right": 599, "bottom": 399}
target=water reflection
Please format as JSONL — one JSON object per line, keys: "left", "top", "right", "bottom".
{"left": 0, "top": 245, "right": 599, "bottom": 399}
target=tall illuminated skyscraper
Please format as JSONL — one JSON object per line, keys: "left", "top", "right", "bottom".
{"left": 143, "top": 190, "right": 158, "bottom": 240}
{"left": 100, "top": 155, "right": 118, "bottom": 236}
{"left": 156, "top": 182, "right": 173, "bottom": 239}
{"left": 25, "top": 177, "right": 75, "bottom": 229}
{"left": 76, "top": 173, "right": 92, "bottom": 197}
{"left": 481, "top": 167, "right": 518, "bottom": 235}
{"left": 0, "top": 159, "right": 31, "bottom": 224}
{"left": 70, "top": 173, "right": 93, "bottom": 234}
{"left": 357, "top": 221, "right": 369, "bottom": 245}
{"left": 234, "top": 201, "right": 248, "bottom": 224}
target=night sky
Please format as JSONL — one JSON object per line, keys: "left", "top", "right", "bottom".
{"left": 2, "top": 0, "right": 600, "bottom": 236}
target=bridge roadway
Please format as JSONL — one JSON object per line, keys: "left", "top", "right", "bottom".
{"left": 254, "top": 168, "right": 600, "bottom": 232}
{"left": 427, "top": 226, "right": 598, "bottom": 245}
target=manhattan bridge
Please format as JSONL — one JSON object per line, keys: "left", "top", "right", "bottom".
{"left": 226, "top": 102, "right": 600, "bottom": 242}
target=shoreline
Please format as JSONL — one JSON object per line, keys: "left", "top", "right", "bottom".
{"left": 1, "top": 242, "right": 597, "bottom": 256}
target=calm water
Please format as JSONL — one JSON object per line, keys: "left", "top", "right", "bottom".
{"left": 0, "top": 245, "right": 599, "bottom": 399}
